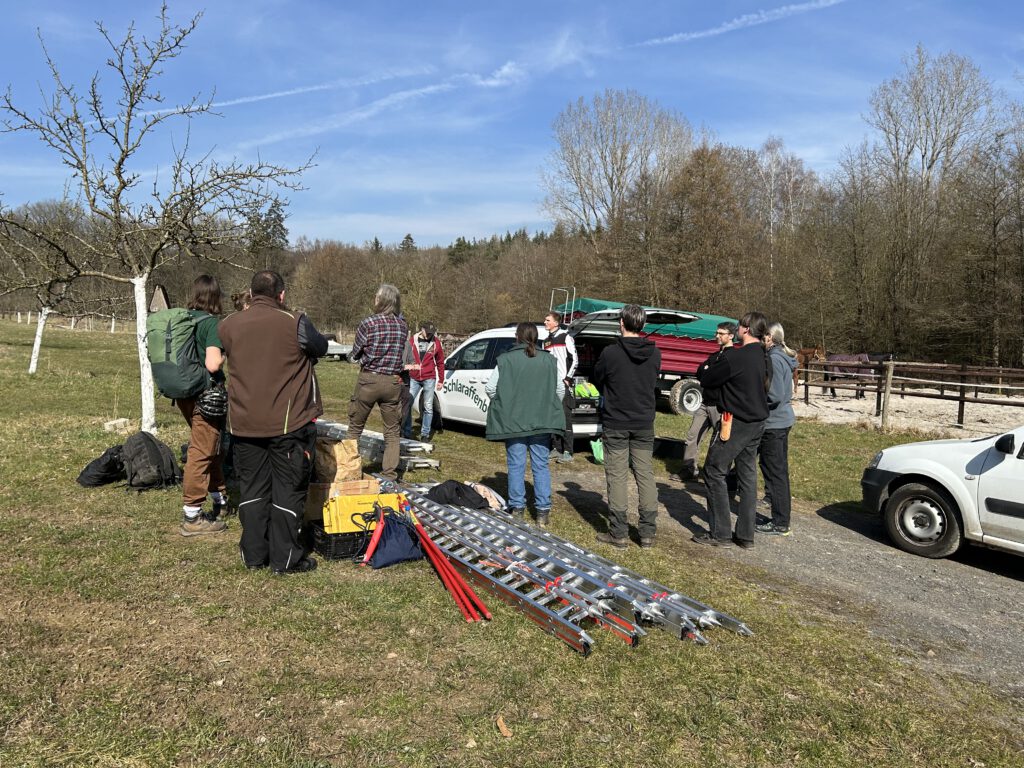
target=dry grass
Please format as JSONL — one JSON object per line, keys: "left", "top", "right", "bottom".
{"left": 0, "top": 320, "right": 1021, "bottom": 767}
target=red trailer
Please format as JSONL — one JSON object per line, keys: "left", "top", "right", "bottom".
{"left": 556, "top": 297, "right": 737, "bottom": 414}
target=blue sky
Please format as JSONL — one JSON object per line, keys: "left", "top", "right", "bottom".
{"left": 1, "top": 1, "right": 1022, "bottom": 248}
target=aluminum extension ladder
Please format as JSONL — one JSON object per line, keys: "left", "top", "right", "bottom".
{"left": 316, "top": 419, "right": 439, "bottom": 471}
{"left": 401, "top": 485, "right": 752, "bottom": 655}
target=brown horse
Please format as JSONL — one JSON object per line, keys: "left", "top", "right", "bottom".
{"left": 794, "top": 345, "right": 826, "bottom": 392}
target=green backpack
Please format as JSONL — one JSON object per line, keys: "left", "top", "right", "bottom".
{"left": 146, "top": 308, "right": 211, "bottom": 399}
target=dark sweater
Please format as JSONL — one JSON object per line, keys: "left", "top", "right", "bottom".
{"left": 696, "top": 342, "right": 769, "bottom": 423}
{"left": 592, "top": 337, "right": 661, "bottom": 430}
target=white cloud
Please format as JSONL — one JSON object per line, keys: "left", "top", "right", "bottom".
{"left": 635, "top": 0, "right": 848, "bottom": 47}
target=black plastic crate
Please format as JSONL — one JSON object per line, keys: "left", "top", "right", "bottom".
{"left": 311, "top": 521, "right": 369, "bottom": 560}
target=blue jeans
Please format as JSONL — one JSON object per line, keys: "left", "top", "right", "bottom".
{"left": 403, "top": 378, "right": 436, "bottom": 438}
{"left": 505, "top": 435, "right": 552, "bottom": 511}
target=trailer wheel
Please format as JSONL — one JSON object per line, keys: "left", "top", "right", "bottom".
{"left": 669, "top": 379, "right": 702, "bottom": 415}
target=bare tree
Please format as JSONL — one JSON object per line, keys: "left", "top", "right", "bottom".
{"left": 0, "top": 4, "right": 310, "bottom": 431}
{"left": 542, "top": 89, "right": 692, "bottom": 257}
{"left": 865, "top": 45, "right": 996, "bottom": 343}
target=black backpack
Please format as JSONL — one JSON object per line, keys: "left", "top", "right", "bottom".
{"left": 76, "top": 445, "right": 127, "bottom": 487}
{"left": 122, "top": 432, "right": 182, "bottom": 491}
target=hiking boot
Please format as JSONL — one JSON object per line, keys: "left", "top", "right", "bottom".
{"left": 758, "top": 497, "right": 772, "bottom": 510}
{"left": 691, "top": 532, "right": 734, "bottom": 548}
{"left": 180, "top": 513, "right": 227, "bottom": 537}
{"left": 556, "top": 451, "right": 574, "bottom": 464}
{"left": 672, "top": 467, "right": 699, "bottom": 482}
{"left": 548, "top": 448, "right": 560, "bottom": 460}
{"left": 211, "top": 501, "right": 235, "bottom": 520}
{"left": 756, "top": 521, "right": 792, "bottom": 536}
{"left": 596, "top": 532, "right": 629, "bottom": 550}
{"left": 272, "top": 556, "right": 318, "bottom": 575}
{"left": 535, "top": 511, "right": 550, "bottom": 529}
{"left": 639, "top": 537, "right": 656, "bottom": 549}
{"left": 509, "top": 508, "right": 526, "bottom": 521}
{"left": 732, "top": 537, "right": 755, "bottom": 549}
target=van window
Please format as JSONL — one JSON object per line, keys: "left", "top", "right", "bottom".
{"left": 458, "top": 339, "right": 491, "bottom": 370}
{"left": 488, "top": 337, "right": 516, "bottom": 366}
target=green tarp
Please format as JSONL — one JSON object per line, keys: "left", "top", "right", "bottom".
{"left": 555, "top": 297, "right": 735, "bottom": 341}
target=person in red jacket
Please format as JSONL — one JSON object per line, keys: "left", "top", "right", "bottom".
{"left": 403, "top": 321, "right": 445, "bottom": 441}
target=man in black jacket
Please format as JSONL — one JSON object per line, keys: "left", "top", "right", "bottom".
{"left": 693, "top": 311, "right": 770, "bottom": 549}
{"left": 592, "top": 305, "right": 662, "bottom": 549}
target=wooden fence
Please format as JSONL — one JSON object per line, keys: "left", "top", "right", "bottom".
{"left": 801, "top": 360, "right": 1024, "bottom": 430}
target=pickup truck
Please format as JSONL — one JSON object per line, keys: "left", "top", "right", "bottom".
{"left": 861, "top": 426, "right": 1024, "bottom": 559}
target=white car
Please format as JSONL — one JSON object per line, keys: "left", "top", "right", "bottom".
{"left": 861, "top": 426, "right": 1024, "bottom": 559}
{"left": 425, "top": 325, "right": 602, "bottom": 438}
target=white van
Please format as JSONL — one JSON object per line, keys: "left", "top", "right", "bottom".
{"left": 423, "top": 325, "right": 601, "bottom": 438}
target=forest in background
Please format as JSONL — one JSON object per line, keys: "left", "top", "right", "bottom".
{"left": 5, "top": 45, "right": 1024, "bottom": 365}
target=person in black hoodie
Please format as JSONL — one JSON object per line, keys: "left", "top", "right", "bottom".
{"left": 693, "top": 311, "right": 770, "bottom": 548}
{"left": 592, "top": 304, "right": 662, "bottom": 549}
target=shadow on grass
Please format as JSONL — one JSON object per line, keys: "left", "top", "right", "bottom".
{"left": 816, "top": 500, "right": 1024, "bottom": 582}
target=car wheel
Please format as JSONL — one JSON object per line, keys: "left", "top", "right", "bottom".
{"left": 669, "top": 379, "right": 702, "bottom": 415}
{"left": 883, "top": 482, "right": 963, "bottom": 559}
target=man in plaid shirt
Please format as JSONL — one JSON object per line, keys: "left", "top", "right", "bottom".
{"left": 348, "top": 284, "right": 409, "bottom": 479}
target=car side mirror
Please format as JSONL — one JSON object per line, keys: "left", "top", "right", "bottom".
{"left": 995, "top": 434, "right": 1015, "bottom": 454}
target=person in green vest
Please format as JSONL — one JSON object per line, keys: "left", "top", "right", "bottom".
{"left": 485, "top": 323, "right": 565, "bottom": 528}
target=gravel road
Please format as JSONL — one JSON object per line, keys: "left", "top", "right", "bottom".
{"left": 557, "top": 390, "right": 1024, "bottom": 699}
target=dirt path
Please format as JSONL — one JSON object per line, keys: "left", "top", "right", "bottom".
{"left": 555, "top": 458, "right": 1024, "bottom": 700}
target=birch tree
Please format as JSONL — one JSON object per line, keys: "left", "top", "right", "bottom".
{"left": 0, "top": 4, "right": 309, "bottom": 431}
{"left": 542, "top": 89, "right": 692, "bottom": 257}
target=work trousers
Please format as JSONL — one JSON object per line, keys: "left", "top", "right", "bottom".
{"left": 233, "top": 422, "right": 316, "bottom": 571}
{"left": 603, "top": 427, "right": 658, "bottom": 540}
{"left": 551, "top": 390, "right": 574, "bottom": 455}
{"left": 704, "top": 418, "right": 765, "bottom": 544}
{"left": 347, "top": 370, "right": 403, "bottom": 480}
{"left": 176, "top": 396, "right": 226, "bottom": 507}
{"left": 681, "top": 403, "right": 719, "bottom": 473}
{"left": 758, "top": 427, "right": 792, "bottom": 529}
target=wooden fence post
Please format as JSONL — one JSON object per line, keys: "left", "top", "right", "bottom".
{"left": 881, "top": 361, "right": 895, "bottom": 432}
{"left": 957, "top": 363, "right": 967, "bottom": 427}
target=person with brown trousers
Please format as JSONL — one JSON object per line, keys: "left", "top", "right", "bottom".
{"left": 347, "top": 284, "right": 408, "bottom": 480}
{"left": 219, "top": 270, "right": 328, "bottom": 574}
{"left": 177, "top": 275, "right": 229, "bottom": 537}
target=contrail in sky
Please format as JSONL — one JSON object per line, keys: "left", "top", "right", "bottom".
{"left": 635, "top": 0, "right": 847, "bottom": 47}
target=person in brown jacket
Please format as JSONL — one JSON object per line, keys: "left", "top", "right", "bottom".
{"left": 219, "top": 270, "right": 328, "bottom": 574}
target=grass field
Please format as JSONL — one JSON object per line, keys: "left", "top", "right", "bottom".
{"left": 1, "top": 320, "right": 1021, "bottom": 767}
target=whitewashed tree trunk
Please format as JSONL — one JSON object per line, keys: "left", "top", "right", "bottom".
{"left": 110, "top": 317, "right": 116, "bottom": 333}
{"left": 17, "top": 312, "right": 22, "bottom": 323}
{"left": 70, "top": 316, "right": 79, "bottom": 329}
{"left": 132, "top": 275, "right": 157, "bottom": 433}
{"left": 28, "top": 307, "right": 50, "bottom": 374}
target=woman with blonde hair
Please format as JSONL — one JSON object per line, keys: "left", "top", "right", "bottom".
{"left": 757, "top": 321, "right": 798, "bottom": 537}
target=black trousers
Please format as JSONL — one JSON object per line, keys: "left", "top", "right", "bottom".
{"left": 758, "top": 427, "right": 792, "bottom": 528}
{"left": 233, "top": 422, "right": 316, "bottom": 570}
{"left": 551, "top": 390, "right": 574, "bottom": 454}
{"left": 703, "top": 418, "right": 765, "bottom": 544}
